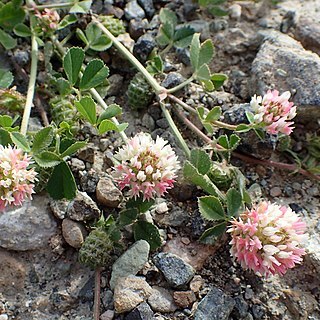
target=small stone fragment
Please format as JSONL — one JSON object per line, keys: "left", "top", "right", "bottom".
{"left": 190, "top": 275, "right": 204, "bottom": 293}
{"left": 124, "top": 302, "right": 154, "bottom": 320}
{"left": 137, "top": 0, "right": 155, "bottom": 18}
{"left": 114, "top": 276, "right": 152, "bottom": 313}
{"left": 100, "top": 310, "right": 115, "bottom": 320}
{"left": 194, "top": 287, "right": 235, "bottom": 320}
{"left": 67, "top": 191, "right": 100, "bottom": 221}
{"left": 110, "top": 240, "right": 150, "bottom": 289}
{"left": 270, "top": 186, "right": 282, "bottom": 197}
{"left": 148, "top": 286, "right": 178, "bottom": 313}
{"left": 62, "top": 218, "right": 87, "bottom": 249}
{"left": 96, "top": 176, "right": 122, "bottom": 207}
{"left": 153, "top": 252, "right": 195, "bottom": 288}
{"left": 173, "top": 290, "right": 196, "bottom": 308}
{"left": 124, "top": 0, "right": 145, "bottom": 20}
{"left": 49, "top": 198, "right": 69, "bottom": 220}
{"left": 133, "top": 34, "right": 157, "bottom": 63}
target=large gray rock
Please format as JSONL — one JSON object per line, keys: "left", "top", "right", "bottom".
{"left": 153, "top": 252, "right": 195, "bottom": 288}
{"left": 0, "top": 195, "right": 57, "bottom": 251}
{"left": 194, "top": 287, "right": 235, "bottom": 320}
{"left": 251, "top": 31, "right": 320, "bottom": 120}
{"left": 110, "top": 240, "right": 150, "bottom": 290}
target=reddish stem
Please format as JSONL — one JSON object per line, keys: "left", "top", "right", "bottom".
{"left": 93, "top": 267, "right": 102, "bottom": 320}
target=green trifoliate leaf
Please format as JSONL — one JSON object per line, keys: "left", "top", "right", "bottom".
{"left": 13, "top": 23, "right": 31, "bottom": 37}
{"left": 85, "top": 22, "right": 112, "bottom": 51}
{"left": 0, "top": 115, "right": 13, "bottom": 128}
{"left": 173, "top": 26, "right": 194, "bottom": 48}
{"left": 133, "top": 220, "right": 162, "bottom": 251}
{"left": 80, "top": 59, "right": 109, "bottom": 90}
{"left": 58, "top": 14, "right": 77, "bottom": 30}
{"left": 63, "top": 47, "right": 85, "bottom": 86}
{"left": 34, "top": 151, "right": 63, "bottom": 168}
{"left": 0, "top": 2, "right": 25, "bottom": 31}
{"left": 0, "top": 29, "right": 16, "bottom": 50}
{"left": 196, "top": 64, "right": 211, "bottom": 81}
{"left": 190, "top": 149, "right": 211, "bottom": 175}
{"left": 199, "top": 39, "right": 215, "bottom": 67}
{"left": 69, "top": 0, "right": 92, "bottom": 13}
{"left": 198, "top": 195, "right": 225, "bottom": 221}
{"left": 97, "top": 104, "right": 122, "bottom": 123}
{"left": 126, "top": 196, "right": 155, "bottom": 213}
{"left": 118, "top": 208, "right": 139, "bottom": 227}
{"left": 98, "top": 119, "right": 128, "bottom": 134}
{"left": 74, "top": 96, "right": 97, "bottom": 125}
{"left": 205, "top": 106, "right": 222, "bottom": 122}
{"left": 32, "top": 126, "right": 54, "bottom": 155}
{"left": 159, "top": 8, "right": 177, "bottom": 31}
{"left": 229, "top": 134, "right": 240, "bottom": 150}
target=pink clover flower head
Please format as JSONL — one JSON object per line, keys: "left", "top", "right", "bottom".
{"left": 250, "top": 90, "right": 297, "bottom": 135}
{"left": 227, "top": 201, "right": 307, "bottom": 277}
{"left": 112, "top": 132, "right": 180, "bottom": 200}
{"left": 0, "top": 145, "right": 37, "bottom": 212}
{"left": 35, "top": 8, "right": 60, "bottom": 32}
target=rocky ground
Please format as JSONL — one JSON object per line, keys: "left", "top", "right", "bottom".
{"left": 0, "top": 0, "right": 320, "bottom": 319}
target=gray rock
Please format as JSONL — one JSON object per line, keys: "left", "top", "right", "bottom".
{"left": 142, "top": 113, "right": 156, "bottom": 131}
{"left": 67, "top": 191, "right": 100, "bottom": 222}
{"left": 154, "top": 207, "right": 189, "bottom": 227}
{"left": 251, "top": 31, "right": 320, "bottom": 120}
{"left": 156, "top": 118, "right": 169, "bottom": 129}
{"left": 133, "top": 33, "right": 157, "bottom": 63}
{"left": 107, "top": 74, "right": 124, "bottom": 96}
{"left": 50, "top": 290, "right": 76, "bottom": 311}
{"left": 137, "top": 0, "right": 155, "bottom": 18}
{"left": 161, "top": 72, "right": 186, "bottom": 90}
{"left": 49, "top": 198, "right": 69, "bottom": 220}
{"left": 176, "top": 48, "right": 191, "bottom": 66}
{"left": 251, "top": 305, "right": 266, "bottom": 319}
{"left": 13, "top": 49, "right": 29, "bottom": 65}
{"left": 232, "top": 295, "right": 249, "bottom": 318}
{"left": 62, "top": 218, "right": 87, "bottom": 249}
{"left": 70, "top": 158, "right": 86, "bottom": 172}
{"left": 110, "top": 240, "right": 150, "bottom": 289}
{"left": 114, "top": 276, "right": 152, "bottom": 313}
{"left": 0, "top": 196, "right": 57, "bottom": 251}
{"left": 125, "top": 302, "right": 154, "bottom": 320}
{"left": 129, "top": 19, "right": 149, "bottom": 40}
{"left": 96, "top": 176, "right": 122, "bottom": 207}
{"left": 148, "top": 286, "right": 178, "bottom": 313}
{"left": 79, "top": 169, "right": 100, "bottom": 193}
{"left": 194, "top": 287, "right": 235, "bottom": 320}
{"left": 125, "top": 0, "right": 145, "bottom": 20}
{"left": 153, "top": 252, "right": 195, "bottom": 288}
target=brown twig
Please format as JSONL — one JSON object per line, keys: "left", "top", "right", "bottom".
{"left": 93, "top": 267, "right": 102, "bottom": 320}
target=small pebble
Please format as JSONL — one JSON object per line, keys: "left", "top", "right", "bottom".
{"left": 270, "top": 187, "right": 282, "bottom": 197}
{"left": 181, "top": 237, "right": 191, "bottom": 245}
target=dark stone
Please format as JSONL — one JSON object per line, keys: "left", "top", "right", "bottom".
{"left": 251, "top": 305, "right": 266, "bottom": 320}
{"left": 194, "top": 287, "right": 235, "bottom": 320}
{"left": 125, "top": 302, "right": 154, "bottom": 320}
{"left": 232, "top": 295, "right": 249, "bottom": 318}
{"left": 129, "top": 19, "right": 149, "bottom": 40}
{"left": 124, "top": 0, "right": 145, "bottom": 20}
{"left": 133, "top": 33, "right": 157, "bottom": 62}
{"left": 137, "top": 0, "right": 155, "bottom": 18}
{"left": 161, "top": 72, "right": 186, "bottom": 89}
{"left": 176, "top": 48, "right": 191, "bottom": 66}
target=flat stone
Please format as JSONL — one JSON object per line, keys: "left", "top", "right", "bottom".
{"left": 153, "top": 252, "right": 195, "bottom": 288}
{"left": 0, "top": 250, "right": 26, "bottom": 296}
{"left": 124, "top": 0, "right": 145, "bottom": 20}
{"left": 96, "top": 176, "right": 122, "bottom": 207}
{"left": 194, "top": 287, "right": 235, "bottom": 320}
{"left": 100, "top": 310, "right": 115, "bottom": 320}
{"left": 0, "top": 195, "right": 57, "bottom": 251}
{"left": 67, "top": 191, "right": 100, "bottom": 221}
{"left": 173, "top": 290, "right": 196, "bottom": 308}
{"left": 251, "top": 31, "right": 320, "bottom": 121}
{"left": 124, "top": 302, "right": 154, "bottom": 320}
{"left": 62, "top": 218, "right": 87, "bottom": 249}
{"left": 114, "top": 276, "right": 152, "bottom": 313}
{"left": 148, "top": 286, "right": 178, "bottom": 313}
{"left": 110, "top": 240, "right": 150, "bottom": 290}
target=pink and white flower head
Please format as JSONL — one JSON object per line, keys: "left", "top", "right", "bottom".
{"left": 250, "top": 90, "right": 297, "bottom": 135}
{"left": 35, "top": 8, "right": 60, "bottom": 32}
{"left": 112, "top": 133, "right": 179, "bottom": 200}
{"left": 228, "top": 201, "right": 307, "bottom": 277}
{"left": 0, "top": 145, "right": 37, "bottom": 212}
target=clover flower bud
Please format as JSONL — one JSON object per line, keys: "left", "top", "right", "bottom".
{"left": 112, "top": 133, "right": 180, "bottom": 200}
{"left": 227, "top": 201, "right": 307, "bottom": 277}
{"left": 0, "top": 145, "right": 37, "bottom": 212}
{"left": 250, "top": 90, "right": 297, "bottom": 135}
{"left": 35, "top": 8, "right": 60, "bottom": 33}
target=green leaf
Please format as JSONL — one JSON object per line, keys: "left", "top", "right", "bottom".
{"left": 183, "top": 161, "right": 220, "bottom": 196}
{"left": 90, "top": 35, "right": 112, "bottom": 51}
{"left": 245, "top": 111, "right": 255, "bottom": 124}
{"left": 190, "top": 149, "right": 211, "bottom": 175}
{"left": 199, "top": 222, "right": 226, "bottom": 241}
{"left": 173, "top": 26, "right": 194, "bottom": 48}
{"left": 133, "top": 220, "right": 162, "bottom": 251}
{"left": 34, "top": 151, "right": 63, "bottom": 168}
{"left": 199, "top": 39, "right": 214, "bottom": 67}
{"left": 69, "top": 0, "right": 92, "bottom": 13}
{"left": 217, "top": 135, "right": 229, "bottom": 149}
{"left": 211, "top": 73, "right": 227, "bottom": 89}
{"left": 0, "top": 115, "right": 13, "bottom": 127}
{"left": 63, "top": 47, "right": 85, "bottom": 86}
{"left": 235, "top": 124, "right": 251, "bottom": 133}
{"left": 126, "top": 196, "right": 155, "bottom": 213}
{"left": 159, "top": 8, "right": 177, "bottom": 30}
{"left": 10, "top": 131, "right": 30, "bottom": 152}
{"left": 190, "top": 33, "right": 200, "bottom": 71}
{"left": 0, "top": 69, "right": 13, "bottom": 88}
{"left": 206, "top": 106, "right": 221, "bottom": 122}
{"left": 0, "top": 2, "right": 25, "bottom": 31}
{"left": 198, "top": 195, "right": 225, "bottom": 221}
{"left": 32, "top": 126, "right": 54, "bottom": 154}
{"left": 47, "top": 161, "right": 77, "bottom": 200}
{"left": 156, "top": 26, "right": 172, "bottom": 47}
{"left": 196, "top": 64, "right": 211, "bottom": 81}
{"left": 74, "top": 96, "right": 97, "bottom": 125}
{"left": 85, "top": 22, "right": 112, "bottom": 51}
{"left": 97, "top": 104, "right": 122, "bottom": 123}
{"left": 0, "top": 128, "right": 11, "bottom": 145}
{"left": 201, "top": 80, "right": 214, "bottom": 92}
{"left": 13, "top": 23, "right": 31, "bottom": 37}
{"left": 80, "top": 59, "right": 109, "bottom": 90}
{"left": 118, "top": 208, "right": 139, "bottom": 227}
{"left": 0, "top": 29, "right": 17, "bottom": 50}
{"left": 58, "top": 14, "right": 77, "bottom": 30}
{"left": 226, "top": 188, "right": 242, "bottom": 217}
{"left": 229, "top": 134, "right": 240, "bottom": 150}
{"left": 60, "top": 141, "right": 86, "bottom": 158}
{"left": 209, "top": 6, "right": 229, "bottom": 16}
{"left": 76, "top": 28, "right": 89, "bottom": 46}
{"left": 98, "top": 119, "right": 127, "bottom": 134}
{"left": 56, "top": 78, "right": 72, "bottom": 96}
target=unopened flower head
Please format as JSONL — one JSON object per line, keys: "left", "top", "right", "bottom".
{"left": 228, "top": 201, "right": 307, "bottom": 277}
{"left": 0, "top": 145, "right": 37, "bottom": 212}
{"left": 250, "top": 90, "right": 297, "bottom": 135}
{"left": 35, "top": 8, "right": 60, "bottom": 32}
{"left": 112, "top": 133, "right": 179, "bottom": 200}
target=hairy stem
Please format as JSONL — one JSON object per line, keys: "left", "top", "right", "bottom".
{"left": 92, "top": 16, "right": 165, "bottom": 96}
{"left": 21, "top": 29, "right": 38, "bottom": 135}
{"left": 27, "top": 2, "right": 76, "bottom": 10}
{"left": 93, "top": 267, "right": 102, "bottom": 320}
{"left": 160, "top": 102, "right": 191, "bottom": 158}
{"left": 167, "top": 76, "right": 195, "bottom": 94}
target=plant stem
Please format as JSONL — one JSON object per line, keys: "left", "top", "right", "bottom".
{"left": 160, "top": 43, "right": 173, "bottom": 57}
{"left": 27, "top": 2, "right": 75, "bottom": 10}
{"left": 21, "top": 32, "right": 38, "bottom": 135}
{"left": 93, "top": 267, "right": 102, "bottom": 320}
{"left": 92, "top": 16, "right": 165, "bottom": 96}
{"left": 160, "top": 102, "right": 191, "bottom": 158}
{"left": 167, "top": 76, "right": 195, "bottom": 94}
{"left": 211, "top": 120, "right": 237, "bottom": 130}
